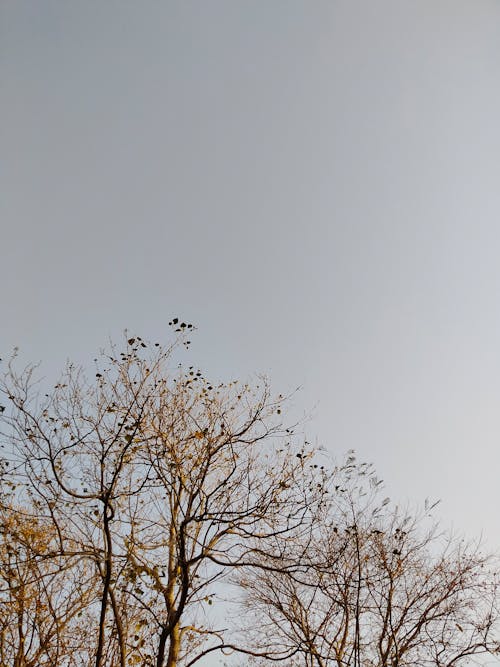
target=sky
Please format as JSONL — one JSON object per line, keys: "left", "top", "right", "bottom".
{"left": 2, "top": 0, "right": 500, "bottom": 591}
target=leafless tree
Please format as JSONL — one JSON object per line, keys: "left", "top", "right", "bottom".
{"left": 237, "top": 458, "right": 500, "bottom": 667}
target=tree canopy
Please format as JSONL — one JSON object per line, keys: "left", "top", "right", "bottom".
{"left": 1, "top": 327, "right": 499, "bottom": 667}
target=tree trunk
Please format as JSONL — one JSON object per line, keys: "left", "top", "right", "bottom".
{"left": 166, "top": 622, "right": 180, "bottom": 667}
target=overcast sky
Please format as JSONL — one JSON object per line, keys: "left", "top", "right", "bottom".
{"left": 3, "top": 0, "right": 500, "bottom": 582}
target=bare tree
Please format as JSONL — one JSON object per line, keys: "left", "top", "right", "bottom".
{"left": 0, "top": 326, "right": 326, "bottom": 667}
{"left": 238, "top": 458, "right": 500, "bottom": 667}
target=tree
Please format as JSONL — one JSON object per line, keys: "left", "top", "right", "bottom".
{"left": 0, "top": 503, "right": 95, "bottom": 667}
{"left": 237, "top": 458, "right": 500, "bottom": 667}
{"left": 3, "top": 329, "right": 500, "bottom": 667}
{"left": 0, "top": 326, "right": 326, "bottom": 667}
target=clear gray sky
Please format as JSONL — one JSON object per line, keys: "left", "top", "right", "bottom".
{"left": 2, "top": 0, "right": 500, "bottom": 559}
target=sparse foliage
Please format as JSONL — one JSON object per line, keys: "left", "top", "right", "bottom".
{"left": 0, "top": 504, "right": 95, "bottom": 667}
{"left": 1, "top": 329, "right": 499, "bottom": 667}
{"left": 237, "top": 459, "right": 500, "bottom": 667}
{"left": 0, "top": 326, "right": 325, "bottom": 667}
